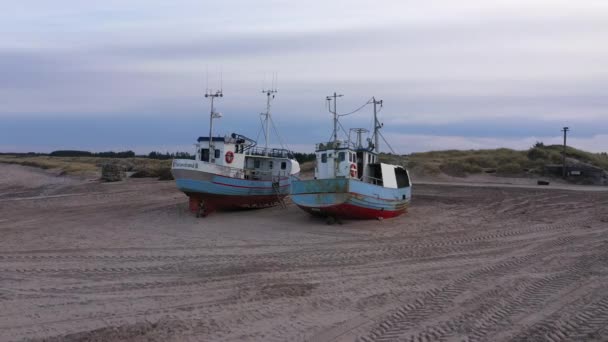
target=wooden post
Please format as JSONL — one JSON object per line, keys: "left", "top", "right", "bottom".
{"left": 562, "top": 127, "right": 569, "bottom": 178}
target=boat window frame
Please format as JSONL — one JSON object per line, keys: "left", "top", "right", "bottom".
{"left": 214, "top": 149, "right": 221, "bottom": 159}
{"left": 338, "top": 152, "right": 346, "bottom": 162}
{"left": 321, "top": 153, "right": 327, "bottom": 163}
{"left": 281, "top": 161, "right": 287, "bottom": 170}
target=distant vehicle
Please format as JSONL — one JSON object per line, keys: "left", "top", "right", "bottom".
{"left": 171, "top": 89, "right": 300, "bottom": 217}
{"left": 290, "top": 94, "right": 411, "bottom": 221}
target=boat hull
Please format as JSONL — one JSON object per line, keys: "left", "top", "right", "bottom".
{"left": 172, "top": 168, "right": 289, "bottom": 212}
{"left": 291, "top": 178, "right": 410, "bottom": 219}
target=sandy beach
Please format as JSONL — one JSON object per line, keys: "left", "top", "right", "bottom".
{"left": 1, "top": 163, "right": 607, "bottom": 341}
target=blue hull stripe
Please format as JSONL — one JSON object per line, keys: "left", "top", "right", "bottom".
{"left": 176, "top": 175, "right": 290, "bottom": 197}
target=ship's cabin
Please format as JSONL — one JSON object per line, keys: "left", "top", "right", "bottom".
{"left": 195, "top": 133, "right": 300, "bottom": 180}
{"left": 314, "top": 140, "right": 410, "bottom": 189}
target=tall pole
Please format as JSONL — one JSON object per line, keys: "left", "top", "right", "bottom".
{"left": 205, "top": 89, "right": 223, "bottom": 160}
{"left": 326, "top": 92, "right": 343, "bottom": 143}
{"left": 261, "top": 89, "right": 277, "bottom": 155}
{"left": 371, "top": 97, "right": 383, "bottom": 153}
{"left": 562, "top": 126, "right": 569, "bottom": 178}
{"left": 209, "top": 96, "right": 214, "bottom": 151}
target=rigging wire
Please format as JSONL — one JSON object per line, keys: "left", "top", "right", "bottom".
{"left": 378, "top": 130, "right": 397, "bottom": 154}
{"left": 256, "top": 116, "right": 265, "bottom": 145}
{"left": 370, "top": 103, "right": 384, "bottom": 147}
{"left": 368, "top": 114, "right": 375, "bottom": 141}
{"left": 270, "top": 117, "right": 289, "bottom": 150}
{"left": 337, "top": 98, "right": 373, "bottom": 117}
{"left": 325, "top": 131, "right": 334, "bottom": 143}
{"left": 337, "top": 121, "right": 350, "bottom": 142}
{"left": 324, "top": 97, "right": 373, "bottom": 141}
{"left": 324, "top": 97, "right": 391, "bottom": 151}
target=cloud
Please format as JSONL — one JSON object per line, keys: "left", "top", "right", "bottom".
{"left": 2, "top": 0, "right": 608, "bottom": 151}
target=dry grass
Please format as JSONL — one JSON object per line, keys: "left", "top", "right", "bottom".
{"left": 299, "top": 161, "right": 315, "bottom": 173}
{"left": 0, "top": 155, "right": 171, "bottom": 177}
{"left": 381, "top": 145, "right": 608, "bottom": 178}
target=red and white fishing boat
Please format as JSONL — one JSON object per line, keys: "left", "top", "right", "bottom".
{"left": 171, "top": 89, "right": 300, "bottom": 216}
{"left": 291, "top": 94, "right": 412, "bottom": 221}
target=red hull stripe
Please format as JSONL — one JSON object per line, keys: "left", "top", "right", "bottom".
{"left": 299, "top": 202, "right": 406, "bottom": 220}
{"left": 187, "top": 193, "right": 286, "bottom": 210}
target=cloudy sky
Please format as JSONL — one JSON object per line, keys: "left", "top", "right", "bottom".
{"left": 1, "top": 0, "right": 607, "bottom": 154}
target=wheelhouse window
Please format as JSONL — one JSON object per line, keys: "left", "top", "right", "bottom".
{"left": 214, "top": 149, "right": 220, "bottom": 159}
{"left": 201, "top": 149, "right": 209, "bottom": 162}
{"left": 281, "top": 162, "right": 287, "bottom": 170}
{"left": 269, "top": 161, "right": 274, "bottom": 169}
{"left": 395, "top": 168, "right": 410, "bottom": 188}
{"left": 321, "top": 153, "right": 327, "bottom": 163}
{"left": 254, "top": 160, "right": 261, "bottom": 168}
{"left": 339, "top": 152, "right": 345, "bottom": 162}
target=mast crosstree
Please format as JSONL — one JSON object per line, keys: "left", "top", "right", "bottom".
{"left": 326, "top": 92, "right": 344, "bottom": 143}
{"left": 261, "top": 88, "right": 277, "bottom": 155}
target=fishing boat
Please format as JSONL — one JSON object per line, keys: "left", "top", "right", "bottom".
{"left": 291, "top": 94, "right": 411, "bottom": 221}
{"left": 171, "top": 88, "right": 300, "bottom": 217}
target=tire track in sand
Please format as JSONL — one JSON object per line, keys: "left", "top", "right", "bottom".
{"left": 356, "top": 235, "right": 579, "bottom": 342}
{"left": 398, "top": 248, "right": 608, "bottom": 342}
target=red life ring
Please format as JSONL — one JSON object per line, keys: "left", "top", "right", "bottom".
{"left": 225, "top": 151, "right": 234, "bottom": 164}
{"left": 350, "top": 163, "right": 357, "bottom": 177}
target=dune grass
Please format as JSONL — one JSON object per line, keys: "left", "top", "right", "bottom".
{"left": 381, "top": 144, "right": 608, "bottom": 178}
{"left": 3, "top": 144, "right": 606, "bottom": 180}
{"left": 0, "top": 155, "right": 171, "bottom": 177}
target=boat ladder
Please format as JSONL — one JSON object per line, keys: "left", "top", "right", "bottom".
{"left": 272, "top": 178, "right": 287, "bottom": 209}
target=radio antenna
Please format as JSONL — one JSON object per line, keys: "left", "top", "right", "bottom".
{"left": 261, "top": 81, "right": 278, "bottom": 154}
{"left": 204, "top": 82, "right": 224, "bottom": 161}
{"left": 220, "top": 68, "right": 223, "bottom": 93}
{"left": 205, "top": 65, "right": 209, "bottom": 93}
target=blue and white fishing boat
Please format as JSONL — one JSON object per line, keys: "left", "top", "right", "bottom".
{"left": 171, "top": 88, "right": 300, "bottom": 216}
{"left": 291, "top": 94, "right": 411, "bottom": 220}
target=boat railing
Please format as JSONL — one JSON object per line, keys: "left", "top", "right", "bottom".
{"left": 245, "top": 169, "right": 290, "bottom": 181}
{"left": 360, "top": 175, "right": 384, "bottom": 186}
{"left": 246, "top": 147, "right": 294, "bottom": 159}
{"left": 315, "top": 140, "right": 347, "bottom": 151}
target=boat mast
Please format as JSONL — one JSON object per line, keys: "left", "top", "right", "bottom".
{"left": 372, "top": 97, "right": 383, "bottom": 152}
{"left": 261, "top": 89, "right": 277, "bottom": 155}
{"left": 205, "top": 89, "right": 223, "bottom": 159}
{"left": 326, "top": 92, "right": 343, "bottom": 143}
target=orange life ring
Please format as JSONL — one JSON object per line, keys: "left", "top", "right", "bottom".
{"left": 225, "top": 151, "right": 234, "bottom": 164}
{"left": 350, "top": 163, "right": 357, "bottom": 177}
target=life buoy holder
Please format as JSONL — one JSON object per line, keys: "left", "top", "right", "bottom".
{"left": 225, "top": 151, "right": 234, "bottom": 164}
{"left": 350, "top": 163, "right": 357, "bottom": 177}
